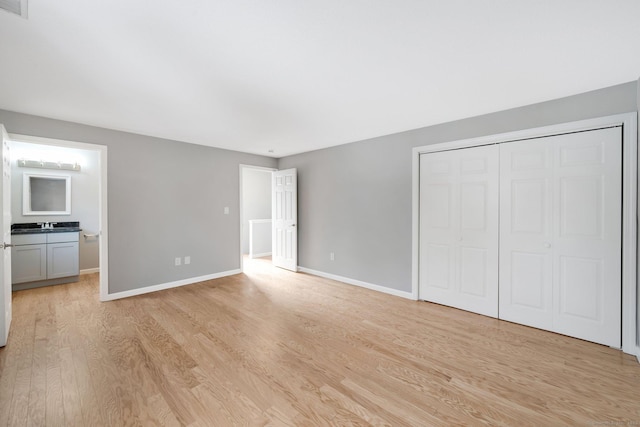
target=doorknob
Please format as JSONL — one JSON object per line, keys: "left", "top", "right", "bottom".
{"left": 291, "top": 224, "right": 296, "bottom": 227}
{"left": 544, "top": 242, "right": 551, "bottom": 248}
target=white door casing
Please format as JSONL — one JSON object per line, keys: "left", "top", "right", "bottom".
{"left": 272, "top": 168, "right": 297, "bottom": 272}
{"left": 0, "top": 125, "right": 12, "bottom": 347}
{"left": 419, "top": 144, "right": 499, "bottom": 317}
{"left": 500, "top": 127, "right": 622, "bottom": 347}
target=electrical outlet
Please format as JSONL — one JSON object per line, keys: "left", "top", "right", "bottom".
{"left": 184, "top": 256, "right": 191, "bottom": 265}
{"left": 175, "top": 257, "right": 181, "bottom": 266}
{"left": 330, "top": 252, "right": 335, "bottom": 261}
{"left": 224, "top": 206, "right": 230, "bottom": 215}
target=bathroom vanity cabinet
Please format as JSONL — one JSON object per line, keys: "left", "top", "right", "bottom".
{"left": 11, "top": 229, "right": 80, "bottom": 290}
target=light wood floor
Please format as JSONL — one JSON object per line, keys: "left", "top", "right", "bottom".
{"left": 1, "top": 258, "right": 639, "bottom": 426}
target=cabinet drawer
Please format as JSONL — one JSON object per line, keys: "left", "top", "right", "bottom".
{"left": 47, "top": 232, "right": 79, "bottom": 243}
{"left": 12, "top": 234, "right": 46, "bottom": 245}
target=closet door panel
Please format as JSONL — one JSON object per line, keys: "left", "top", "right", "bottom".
{"left": 423, "top": 243, "right": 453, "bottom": 290}
{"left": 499, "top": 140, "right": 554, "bottom": 329}
{"left": 457, "top": 147, "right": 499, "bottom": 311}
{"left": 459, "top": 246, "right": 488, "bottom": 297}
{"left": 551, "top": 127, "right": 621, "bottom": 348}
{"left": 558, "top": 256, "right": 603, "bottom": 319}
{"left": 419, "top": 145, "right": 498, "bottom": 317}
{"left": 500, "top": 127, "right": 622, "bottom": 347}
{"left": 509, "top": 251, "right": 548, "bottom": 309}
{"left": 419, "top": 152, "right": 457, "bottom": 297}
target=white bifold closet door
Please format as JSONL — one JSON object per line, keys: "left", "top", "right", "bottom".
{"left": 499, "top": 127, "right": 622, "bottom": 347}
{"left": 419, "top": 144, "right": 499, "bottom": 317}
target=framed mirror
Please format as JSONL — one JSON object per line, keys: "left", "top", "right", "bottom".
{"left": 23, "top": 173, "right": 71, "bottom": 215}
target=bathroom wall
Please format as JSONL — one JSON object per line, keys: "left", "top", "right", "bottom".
{"left": 10, "top": 141, "right": 100, "bottom": 271}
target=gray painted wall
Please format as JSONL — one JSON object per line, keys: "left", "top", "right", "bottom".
{"left": 0, "top": 81, "right": 637, "bottom": 301}
{"left": 278, "top": 81, "right": 638, "bottom": 294}
{"left": 10, "top": 141, "right": 100, "bottom": 271}
{"left": 241, "top": 168, "right": 272, "bottom": 254}
{"left": 0, "top": 109, "right": 277, "bottom": 294}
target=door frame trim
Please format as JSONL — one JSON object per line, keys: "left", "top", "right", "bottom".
{"left": 8, "top": 133, "right": 109, "bottom": 302}
{"left": 411, "top": 112, "right": 637, "bottom": 355}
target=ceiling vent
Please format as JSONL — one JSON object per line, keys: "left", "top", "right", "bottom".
{"left": 0, "top": 0, "right": 27, "bottom": 18}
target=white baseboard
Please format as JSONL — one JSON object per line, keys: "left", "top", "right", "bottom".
{"left": 298, "top": 267, "right": 415, "bottom": 300}
{"left": 80, "top": 268, "right": 100, "bottom": 275}
{"left": 101, "top": 269, "right": 242, "bottom": 301}
{"left": 250, "top": 252, "right": 272, "bottom": 259}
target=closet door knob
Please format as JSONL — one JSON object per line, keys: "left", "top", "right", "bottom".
{"left": 544, "top": 242, "right": 551, "bottom": 248}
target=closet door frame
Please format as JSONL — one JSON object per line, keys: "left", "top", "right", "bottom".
{"left": 411, "top": 112, "right": 638, "bottom": 356}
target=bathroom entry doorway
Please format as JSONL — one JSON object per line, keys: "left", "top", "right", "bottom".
{"left": 239, "top": 165, "right": 275, "bottom": 272}
{"left": 6, "top": 133, "right": 108, "bottom": 300}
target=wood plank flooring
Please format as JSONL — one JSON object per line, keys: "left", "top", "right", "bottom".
{"left": 1, "top": 257, "right": 639, "bottom": 426}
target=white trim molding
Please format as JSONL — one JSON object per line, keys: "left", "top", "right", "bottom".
{"left": 80, "top": 268, "right": 100, "bottom": 275}
{"left": 101, "top": 269, "right": 242, "bottom": 301}
{"left": 299, "top": 267, "right": 414, "bottom": 300}
{"left": 412, "top": 113, "right": 638, "bottom": 355}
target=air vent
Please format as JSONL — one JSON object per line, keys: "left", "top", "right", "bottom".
{"left": 0, "top": 0, "right": 28, "bottom": 18}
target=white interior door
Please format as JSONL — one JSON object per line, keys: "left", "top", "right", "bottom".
{"left": 552, "top": 127, "right": 622, "bottom": 347}
{"left": 499, "top": 138, "right": 554, "bottom": 330}
{"left": 272, "top": 168, "right": 297, "bottom": 272}
{"left": 500, "top": 127, "right": 622, "bottom": 347}
{"left": 0, "top": 125, "right": 12, "bottom": 347}
{"left": 419, "top": 144, "right": 499, "bottom": 317}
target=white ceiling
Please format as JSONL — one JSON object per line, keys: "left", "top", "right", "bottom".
{"left": 1, "top": 1, "right": 639, "bottom": 158}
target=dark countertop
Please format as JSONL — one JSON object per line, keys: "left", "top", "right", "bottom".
{"left": 11, "top": 222, "right": 82, "bottom": 235}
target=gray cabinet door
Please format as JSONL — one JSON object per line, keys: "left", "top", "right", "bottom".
{"left": 12, "top": 244, "right": 47, "bottom": 284}
{"left": 47, "top": 242, "right": 79, "bottom": 279}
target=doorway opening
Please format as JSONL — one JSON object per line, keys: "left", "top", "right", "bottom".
{"left": 8, "top": 133, "right": 108, "bottom": 298}
{"left": 239, "top": 165, "right": 275, "bottom": 272}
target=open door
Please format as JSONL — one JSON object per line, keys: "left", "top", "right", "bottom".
{"left": 0, "top": 125, "right": 12, "bottom": 347}
{"left": 272, "top": 168, "right": 297, "bottom": 271}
